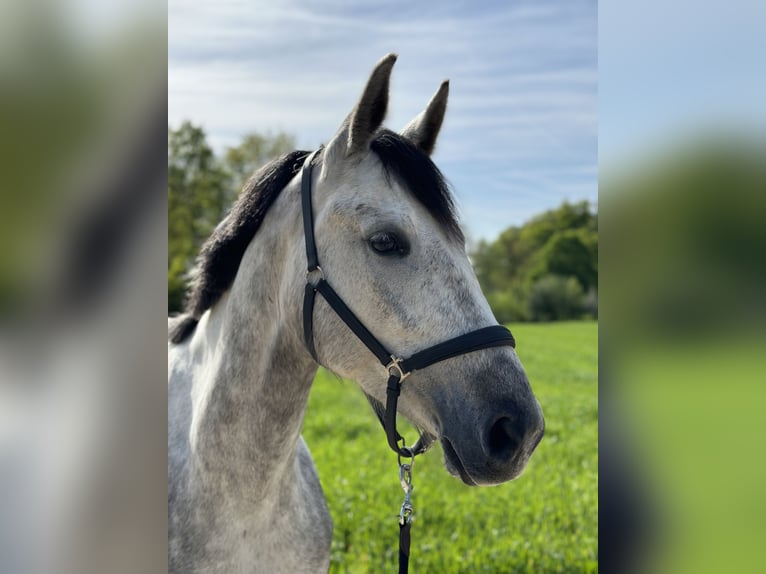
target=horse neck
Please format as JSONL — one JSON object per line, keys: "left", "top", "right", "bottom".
{"left": 188, "top": 179, "right": 317, "bottom": 495}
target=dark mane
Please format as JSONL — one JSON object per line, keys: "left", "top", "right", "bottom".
{"left": 170, "top": 131, "right": 462, "bottom": 345}
{"left": 169, "top": 150, "right": 310, "bottom": 343}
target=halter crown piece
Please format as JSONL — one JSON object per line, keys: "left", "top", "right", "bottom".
{"left": 300, "top": 149, "right": 517, "bottom": 574}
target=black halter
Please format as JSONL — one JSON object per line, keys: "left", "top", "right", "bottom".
{"left": 300, "top": 149, "right": 516, "bottom": 572}
{"left": 300, "top": 148, "right": 516, "bottom": 454}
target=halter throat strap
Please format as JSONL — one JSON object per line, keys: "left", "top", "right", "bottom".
{"left": 299, "top": 150, "right": 516, "bottom": 458}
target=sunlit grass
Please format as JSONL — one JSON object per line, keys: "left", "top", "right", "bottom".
{"left": 304, "top": 321, "right": 598, "bottom": 573}
{"left": 616, "top": 337, "right": 766, "bottom": 574}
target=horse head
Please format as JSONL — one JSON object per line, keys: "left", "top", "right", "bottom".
{"left": 296, "top": 55, "right": 544, "bottom": 485}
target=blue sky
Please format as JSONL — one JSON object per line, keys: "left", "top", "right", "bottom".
{"left": 169, "top": 0, "right": 597, "bottom": 241}
{"left": 600, "top": 0, "right": 766, "bottom": 168}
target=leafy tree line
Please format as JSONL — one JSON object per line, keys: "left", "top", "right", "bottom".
{"left": 168, "top": 121, "right": 597, "bottom": 321}
{"left": 471, "top": 201, "right": 598, "bottom": 322}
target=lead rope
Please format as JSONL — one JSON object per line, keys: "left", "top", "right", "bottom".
{"left": 398, "top": 453, "right": 414, "bottom": 574}
{"left": 387, "top": 367, "right": 416, "bottom": 574}
{"left": 384, "top": 363, "right": 416, "bottom": 573}
{"left": 387, "top": 371, "right": 439, "bottom": 573}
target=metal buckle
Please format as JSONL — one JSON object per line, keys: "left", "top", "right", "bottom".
{"left": 306, "top": 266, "right": 325, "bottom": 287}
{"left": 399, "top": 462, "right": 414, "bottom": 491}
{"left": 386, "top": 355, "right": 410, "bottom": 382}
{"left": 398, "top": 460, "right": 414, "bottom": 525}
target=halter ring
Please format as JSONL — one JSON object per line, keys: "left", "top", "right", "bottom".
{"left": 306, "top": 266, "right": 325, "bottom": 286}
{"left": 386, "top": 356, "right": 410, "bottom": 382}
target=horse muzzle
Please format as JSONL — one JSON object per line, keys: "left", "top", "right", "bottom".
{"left": 440, "top": 399, "right": 545, "bottom": 486}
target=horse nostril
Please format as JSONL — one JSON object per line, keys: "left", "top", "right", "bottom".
{"left": 486, "top": 416, "right": 522, "bottom": 461}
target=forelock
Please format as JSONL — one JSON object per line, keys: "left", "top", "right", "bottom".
{"left": 370, "top": 130, "right": 463, "bottom": 243}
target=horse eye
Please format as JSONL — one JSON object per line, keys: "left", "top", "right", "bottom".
{"left": 369, "top": 232, "right": 408, "bottom": 256}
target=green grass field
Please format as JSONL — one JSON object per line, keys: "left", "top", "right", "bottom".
{"left": 303, "top": 321, "right": 598, "bottom": 573}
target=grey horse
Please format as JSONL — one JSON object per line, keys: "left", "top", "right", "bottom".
{"left": 168, "top": 54, "right": 544, "bottom": 573}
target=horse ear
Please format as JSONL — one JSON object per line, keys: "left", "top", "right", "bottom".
{"left": 325, "top": 54, "right": 397, "bottom": 164}
{"left": 400, "top": 80, "right": 449, "bottom": 155}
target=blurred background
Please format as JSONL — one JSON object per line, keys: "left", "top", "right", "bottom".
{"left": 1, "top": 0, "right": 764, "bottom": 572}
{"left": 1, "top": 1, "right": 167, "bottom": 573}
{"left": 600, "top": 1, "right": 766, "bottom": 573}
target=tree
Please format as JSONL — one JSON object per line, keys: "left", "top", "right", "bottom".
{"left": 530, "top": 228, "right": 598, "bottom": 291}
{"left": 168, "top": 121, "right": 228, "bottom": 312}
{"left": 224, "top": 132, "right": 296, "bottom": 195}
{"left": 471, "top": 200, "right": 598, "bottom": 322}
{"left": 527, "top": 274, "right": 585, "bottom": 321}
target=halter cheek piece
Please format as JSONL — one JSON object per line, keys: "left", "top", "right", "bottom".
{"left": 300, "top": 148, "right": 517, "bottom": 457}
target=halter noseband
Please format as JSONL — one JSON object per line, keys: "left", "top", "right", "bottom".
{"left": 300, "top": 149, "right": 517, "bottom": 458}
